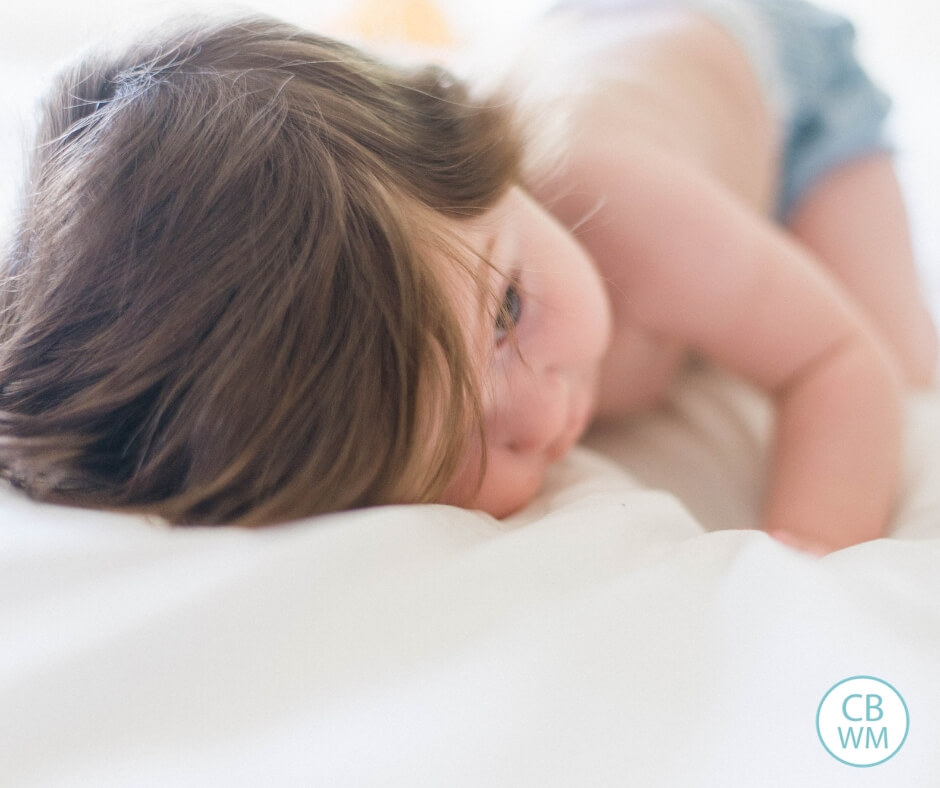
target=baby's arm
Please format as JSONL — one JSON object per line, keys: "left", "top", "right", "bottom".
{"left": 564, "top": 141, "right": 904, "bottom": 551}
{"left": 786, "top": 155, "right": 938, "bottom": 387}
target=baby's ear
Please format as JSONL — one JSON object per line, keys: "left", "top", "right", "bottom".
{"left": 334, "top": 0, "right": 457, "bottom": 47}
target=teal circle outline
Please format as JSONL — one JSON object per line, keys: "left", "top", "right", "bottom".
{"left": 816, "top": 675, "right": 909, "bottom": 767}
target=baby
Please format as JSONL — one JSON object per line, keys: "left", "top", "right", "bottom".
{"left": 0, "top": 2, "right": 934, "bottom": 552}
{"left": 465, "top": 0, "right": 938, "bottom": 553}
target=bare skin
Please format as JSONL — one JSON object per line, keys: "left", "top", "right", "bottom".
{"left": 512, "top": 8, "right": 937, "bottom": 552}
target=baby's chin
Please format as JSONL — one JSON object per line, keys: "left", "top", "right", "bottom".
{"left": 440, "top": 452, "right": 549, "bottom": 519}
{"left": 469, "top": 460, "right": 550, "bottom": 519}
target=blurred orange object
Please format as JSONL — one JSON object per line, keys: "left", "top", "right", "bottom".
{"left": 339, "top": 0, "right": 456, "bottom": 46}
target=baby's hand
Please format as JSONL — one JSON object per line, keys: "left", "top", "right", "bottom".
{"left": 768, "top": 529, "right": 839, "bottom": 557}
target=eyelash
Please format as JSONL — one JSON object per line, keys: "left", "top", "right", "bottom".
{"left": 494, "top": 278, "right": 523, "bottom": 344}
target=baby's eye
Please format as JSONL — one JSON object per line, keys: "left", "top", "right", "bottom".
{"left": 494, "top": 281, "right": 523, "bottom": 344}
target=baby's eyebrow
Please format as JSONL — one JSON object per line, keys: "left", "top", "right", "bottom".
{"left": 483, "top": 227, "right": 499, "bottom": 265}
{"left": 477, "top": 228, "right": 502, "bottom": 297}
{"left": 470, "top": 228, "right": 506, "bottom": 337}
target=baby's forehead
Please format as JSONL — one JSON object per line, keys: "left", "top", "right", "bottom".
{"left": 420, "top": 211, "right": 504, "bottom": 353}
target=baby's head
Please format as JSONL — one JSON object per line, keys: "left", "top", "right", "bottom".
{"left": 0, "top": 16, "right": 611, "bottom": 525}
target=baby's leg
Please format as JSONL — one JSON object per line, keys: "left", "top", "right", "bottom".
{"left": 786, "top": 153, "right": 938, "bottom": 385}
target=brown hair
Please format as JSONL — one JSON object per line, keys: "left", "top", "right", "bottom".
{"left": 0, "top": 16, "right": 521, "bottom": 525}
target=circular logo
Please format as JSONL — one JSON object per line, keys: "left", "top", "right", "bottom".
{"left": 817, "top": 676, "right": 909, "bottom": 766}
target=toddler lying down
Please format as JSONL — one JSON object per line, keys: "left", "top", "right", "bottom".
{"left": 0, "top": 0, "right": 935, "bottom": 554}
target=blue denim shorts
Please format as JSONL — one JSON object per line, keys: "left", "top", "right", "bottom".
{"left": 548, "top": 0, "right": 894, "bottom": 220}
{"left": 748, "top": 0, "right": 893, "bottom": 219}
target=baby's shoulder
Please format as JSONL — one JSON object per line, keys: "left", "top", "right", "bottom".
{"left": 514, "top": 5, "right": 777, "bottom": 208}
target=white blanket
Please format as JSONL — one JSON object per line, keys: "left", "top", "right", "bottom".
{"left": 3, "top": 366, "right": 940, "bottom": 787}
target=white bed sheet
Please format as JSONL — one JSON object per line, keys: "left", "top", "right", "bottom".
{"left": 3, "top": 366, "right": 940, "bottom": 787}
